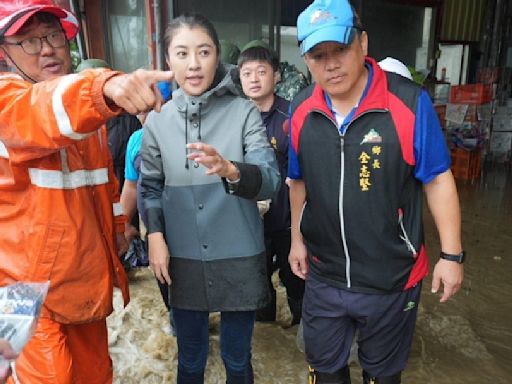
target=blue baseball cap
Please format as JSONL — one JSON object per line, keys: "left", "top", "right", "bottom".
{"left": 297, "top": 0, "right": 362, "bottom": 56}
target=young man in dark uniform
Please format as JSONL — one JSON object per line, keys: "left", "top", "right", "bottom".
{"left": 238, "top": 43, "right": 305, "bottom": 325}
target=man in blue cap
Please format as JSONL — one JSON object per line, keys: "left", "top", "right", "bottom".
{"left": 288, "top": 0, "right": 464, "bottom": 383}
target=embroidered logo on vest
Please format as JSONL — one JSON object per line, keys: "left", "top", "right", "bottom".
{"left": 360, "top": 128, "right": 382, "bottom": 144}
{"left": 358, "top": 145, "right": 383, "bottom": 192}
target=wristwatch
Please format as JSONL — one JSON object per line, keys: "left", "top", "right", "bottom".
{"left": 440, "top": 251, "right": 466, "bottom": 264}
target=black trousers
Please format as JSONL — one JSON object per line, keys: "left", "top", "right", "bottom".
{"left": 257, "top": 229, "right": 305, "bottom": 321}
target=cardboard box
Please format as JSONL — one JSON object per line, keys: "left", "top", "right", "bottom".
{"left": 446, "top": 121, "right": 477, "bottom": 131}
{"left": 434, "top": 84, "right": 450, "bottom": 104}
{"left": 493, "top": 115, "right": 512, "bottom": 132}
{"left": 490, "top": 132, "right": 512, "bottom": 162}
{"left": 445, "top": 103, "right": 493, "bottom": 124}
{"left": 480, "top": 120, "right": 492, "bottom": 139}
{"left": 450, "top": 148, "right": 482, "bottom": 180}
{"left": 425, "top": 82, "right": 450, "bottom": 104}
{"left": 465, "top": 105, "right": 479, "bottom": 122}
{"left": 477, "top": 103, "right": 493, "bottom": 120}
{"left": 495, "top": 105, "right": 512, "bottom": 117}
{"left": 445, "top": 104, "right": 468, "bottom": 124}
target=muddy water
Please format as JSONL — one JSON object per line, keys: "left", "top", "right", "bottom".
{"left": 107, "top": 271, "right": 307, "bottom": 383}
{"left": 408, "top": 165, "right": 512, "bottom": 384}
{"left": 108, "top": 165, "right": 512, "bottom": 383}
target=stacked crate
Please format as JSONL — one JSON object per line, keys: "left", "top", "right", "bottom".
{"left": 446, "top": 83, "right": 493, "bottom": 180}
{"left": 450, "top": 148, "right": 482, "bottom": 181}
{"left": 477, "top": 67, "right": 511, "bottom": 164}
{"left": 493, "top": 68, "right": 511, "bottom": 106}
{"left": 449, "top": 83, "right": 493, "bottom": 105}
{"left": 490, "top": 101, "right": 512, "bottom": 163}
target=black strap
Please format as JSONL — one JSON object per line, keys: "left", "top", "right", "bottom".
{"left": 363, "top": 371, "right": 401, "bottom": 384}
{"left": 440, "top": 250, "right": 465, "bottom": 263}
{"left": 310, "top": 366, "right": 351, "bottom": 384}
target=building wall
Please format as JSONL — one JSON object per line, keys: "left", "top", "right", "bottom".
{"left": 362, "top": 0, "right": 433, "bottom": 70}
{"left": 76, "top": 0, "right": 496, "bottom": 76}
{"left": 173, "top": 0, "right": 272, "bottom": 53}
{"left": 104, "top": 0, "right": 152, "bottom": 71}
{"left": 82, "top": 0, "right": 107, "bottom": 61}
{"left": 441, "top": 0, "right": 488, "bottom": 42}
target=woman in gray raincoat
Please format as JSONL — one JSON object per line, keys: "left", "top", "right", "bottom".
{"left": 140, "top": 13, "right": 280, "bottom": 384}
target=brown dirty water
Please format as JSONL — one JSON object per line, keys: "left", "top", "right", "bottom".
{"left": 108, "top": 164, "right": 512, "bottom": 383}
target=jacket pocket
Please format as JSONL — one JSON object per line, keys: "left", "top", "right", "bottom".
{"left": 28, "top": 224, "right": 65, "bottom": 281}
{"left": 398, "top": 208, "right": 418, "bottom": 258}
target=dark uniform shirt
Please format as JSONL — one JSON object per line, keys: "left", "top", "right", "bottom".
{"left": 107, "top": 113, "right": 142, "bottom": 192}
{"left": 261, "top": 95, "right": 290, "bottom": 234}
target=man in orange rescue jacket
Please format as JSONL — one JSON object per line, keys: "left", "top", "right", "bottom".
{"left": 0, "top": 1, "right": 173, "bottom": 383}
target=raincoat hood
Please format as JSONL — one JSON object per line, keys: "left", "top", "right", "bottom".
{"left": 172, "top": 63, "right": 240, "bottom": 114}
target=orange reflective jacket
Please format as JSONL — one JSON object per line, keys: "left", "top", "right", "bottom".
{"left": 0, "top": 68, "right": 129, "bottom": 324}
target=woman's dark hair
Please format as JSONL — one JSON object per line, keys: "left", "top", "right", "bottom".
{"left": 237, "top": 46, "right": 279, "bottom": 72}
{"left": 163, "top": 13, "right": 220, "bottom": 58}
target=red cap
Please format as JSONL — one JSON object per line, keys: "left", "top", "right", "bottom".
{"left": 0, "top": 0, "right": 79, "bottom": 40}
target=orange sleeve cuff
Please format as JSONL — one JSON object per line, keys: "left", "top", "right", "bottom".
{"left": 91, "top": 70, "right": 123, "bottom": 118}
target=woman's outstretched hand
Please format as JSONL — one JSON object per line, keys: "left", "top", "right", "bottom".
{"left": 186, "top": 143, "right": 240, "bottom": 181}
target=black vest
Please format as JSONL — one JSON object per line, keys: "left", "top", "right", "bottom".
{"left": 290, "top": 59, "right": 427, "bottom": 293}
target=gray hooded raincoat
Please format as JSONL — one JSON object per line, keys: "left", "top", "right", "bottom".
{"left": 140, "top": 65, "right": 280, "bottom": 311}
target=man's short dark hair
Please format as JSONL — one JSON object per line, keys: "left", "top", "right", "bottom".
{"left": 237, "top": 46, "right": 279, "bottom": 73}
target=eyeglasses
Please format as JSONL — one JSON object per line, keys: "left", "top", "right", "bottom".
{"left": 3, "top": 31, "right": 67, "bottom": 55}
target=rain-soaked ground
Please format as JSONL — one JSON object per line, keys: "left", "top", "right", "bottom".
{"left": 107, "top": 162, "right": 512, "bottom": 383}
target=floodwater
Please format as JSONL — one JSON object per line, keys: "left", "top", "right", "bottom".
{"left": 107, "top": 163, "right": 512, "bottom": 384}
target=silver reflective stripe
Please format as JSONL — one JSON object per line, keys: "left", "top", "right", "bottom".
{"left": 59, "top": 149, "right": 70, "bottom": 172}
{"left": 97, "top": 130, "right": 103, "bottom": 149}
{"left": 0, "top": 140, "right": 9, "bottom": 159}
{"left": 52, "top": 74, "right": 93, "bottom": 141}
{"left": 339, "top": 136, "right": 351, "bottom": 288}
{"left": 10, "top": 360, "right": 20, "bottom": 384}
{"left": 28, "top": 168, "right": 108, "bottom": 189}
{"left": 113, "top": 202, "right": 123, "bottom": 216}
